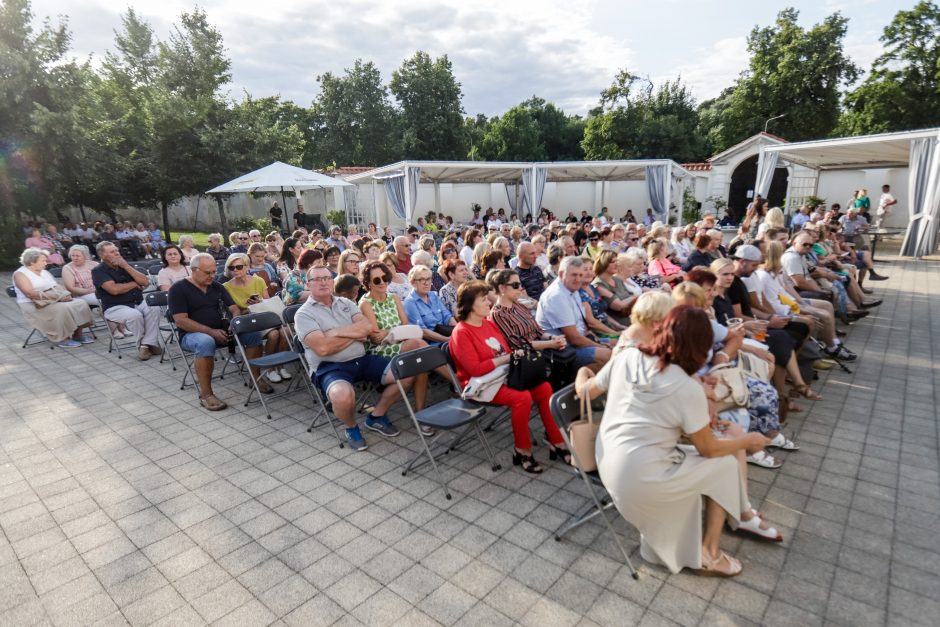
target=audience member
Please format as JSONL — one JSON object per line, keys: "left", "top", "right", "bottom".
{"left": 93, "top": 242, "right": 162, "bottom": 360}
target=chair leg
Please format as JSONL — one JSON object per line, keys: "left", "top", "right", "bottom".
{"left": 473, "top": 422, "right": 502, "bottom": 471}
{"left": 403, "top": 416, "right": 453, "bottom": 500}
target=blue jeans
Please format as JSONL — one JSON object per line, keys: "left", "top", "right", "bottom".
{"left": 573, "top": 346, "right": 597, "bottom": 368}
{"left": 180, "top": 330, "right": 262, "bottom": 357}
{"left": 314, "top": 354, "right": 391, "bottom": 397}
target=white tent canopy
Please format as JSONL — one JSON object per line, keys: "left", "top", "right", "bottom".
{"left": 758, "top": 128, "right": 940, "bottom": 257}
{"left": 345, "top": 159, "right": 691, "bottom": 226}
{"left": 206, "top": 161, "right": 352, "bottom": 194}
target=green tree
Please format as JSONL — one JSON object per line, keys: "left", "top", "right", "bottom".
{"left": 463, "top": 113, "right": 489, "bottom": 160}
{"left": 309, "top": 59, "right": 398, "bottom": 168}
{"left": 520, "top": 97, "right": 584, "bottom": 161}
{"left": 838, "top": 1, "right": 940, "bottom": 135}
{"left": 390, "top": 51, "right": 465, "bottom": 159}
{"left": 582, "top": 72, "right": 705, "bottom": 161}
{"left": 702, "top": 8, "right": 859, "bottom": 151}
{"left": 480, "top": 106, "right": 546, "bottom": 161}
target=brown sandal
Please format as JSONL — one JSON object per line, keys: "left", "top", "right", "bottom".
{"left": 794, "top": 384, "right": 822, "bottom": 401}
{"left": 199, "top": 394, "right": 228, "bottom": 411}
{"left": 694, "top": 550, "right": 742, "bottom": 577}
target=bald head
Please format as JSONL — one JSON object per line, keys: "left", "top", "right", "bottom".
{"left": 516, "top": 242, "right": 536, "bottom": 268}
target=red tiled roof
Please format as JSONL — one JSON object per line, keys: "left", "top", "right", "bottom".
{"left": 681, "top": 163, "right": 712, "bottom": 171}
{"left": 329, "top": 166, "right": 374, "bottom": 176}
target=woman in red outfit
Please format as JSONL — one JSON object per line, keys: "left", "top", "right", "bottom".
{"left": 449, "top": 280, "right": 570, "bottom": 474}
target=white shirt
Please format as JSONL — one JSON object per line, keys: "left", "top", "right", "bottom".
{"left": 877, "top": 192, "right": 895, "bottom": 216}
{"left": 14, "top": 267, "right": 57, "bottom": 304}
{"left": 755, "top": 269, "right": 793, "bottom": 317}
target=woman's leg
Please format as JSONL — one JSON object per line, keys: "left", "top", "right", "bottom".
{"left": 531, "top": 382, "right": 565, "bottom": 446}
{"left": 490, "top": 385, "right": 534, "bottom": 452}
{"left": 702, "top": 497, "right": 726, "bottom": 559}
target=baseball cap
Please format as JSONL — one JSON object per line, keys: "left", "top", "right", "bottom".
{"left": 733, "top": 244, "right": 762, "bottom": 262}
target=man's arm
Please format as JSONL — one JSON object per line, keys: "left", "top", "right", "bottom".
{"left": 558, "top": 324, "right": 600, "bottom": 348}
{"left": 173, "top": 312, "right": 228, "bottom": 344}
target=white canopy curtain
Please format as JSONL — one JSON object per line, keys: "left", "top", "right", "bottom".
{"left": 377, "top": 166, "right": 422, "bottom": 223}
{"left": 504, "top": 182, "right": 521, "bottom": 215}
{"left": 521, "top": 166, "right": 547, "bottom": 217}
{"left": 754, "top": 150, "right": 780, "bottom": 198}
{"left": 901, "top": 134, "right": 940, "bottom": 257}
{"left": 645, "top": 163, "right": 669, "bottom": 222}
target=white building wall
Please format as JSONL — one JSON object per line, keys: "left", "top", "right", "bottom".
{"left": 816, "top": 168, "right": 909, "bottom": 229}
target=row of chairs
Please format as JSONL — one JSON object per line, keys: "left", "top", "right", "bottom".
{"left": 7, "top": 282, "right": 639, "bottom": 575}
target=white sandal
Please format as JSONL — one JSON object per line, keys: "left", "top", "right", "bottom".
{"left": 746, "top": 450, "right": 782, "bottom": 469}
{"left": 694, "top": 550, "right": 742, "bottom": 577}
{"left": 735, "top": 514, "right": 783, "bottom": 542}
{"left": 767, "top": 433, "right": 800, "bottom": 451}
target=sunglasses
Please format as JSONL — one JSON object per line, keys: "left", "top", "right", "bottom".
{"left": 504, "top": 281, "right": 522, "bottom": 289}
{"left": 371, "top": 276, "right": 388, "bottom": 286}
{"left": 228, "top": 264, "right": 245, "bottom": 271}
{"left": 238, "top": 237, "right": 248, "bottom": 241}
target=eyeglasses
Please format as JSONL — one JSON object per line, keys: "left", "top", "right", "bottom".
{"left": 238, "top": 237, "right": 248, "bottom": 241}
{"left": 307, "top": 275, "right": 332, "bottom": 283}
{"left": 414, "top": 277, "right": 432, "bottom": 283}
{"left": 504, "top": 281, "right": 522, "bottom": 289}
{"left": 228, "top": 264, "right": 246, "bottom": 271}
{"left": 345, "top": 258, "right": 360, "bottom": 264}
{"left": 371, "top": 276, "right": 388, "bottom": 286}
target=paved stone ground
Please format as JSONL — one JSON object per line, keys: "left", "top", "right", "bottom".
{"left": 0, "top": 253, "right": 937, "bottom": 626}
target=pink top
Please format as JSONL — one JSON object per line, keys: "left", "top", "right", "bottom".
{"left": 648, "top": 258, "right": 681, "bottom": 277}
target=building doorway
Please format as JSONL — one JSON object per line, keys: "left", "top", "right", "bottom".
{"left": 727, "top": 155, "right": 788, "bottom": 219}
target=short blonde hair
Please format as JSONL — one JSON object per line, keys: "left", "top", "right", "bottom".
{"left": 764, "top": 207, "right": 785, "bottom": 229}
{"left": 672, "top": 282, "right": 707, "bottom": 308}
{"left": 223, "top": 252, "right": 250, "bottom": 278}
{"left": 630, "top": 291, "right": 675, "bottom": 327}
{"left": 408, "top": 264, "right": 433, "bottom": 283}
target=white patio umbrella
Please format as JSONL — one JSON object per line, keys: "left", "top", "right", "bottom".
{"left": 207, "top": 161, "right": 352, "bottom": 230}
{"left": 207, "top": 161, "right": 352, "bottom": 194}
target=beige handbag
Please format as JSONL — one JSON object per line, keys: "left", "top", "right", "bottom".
{"left": 33, "top": 284, "right": 72, "bottom": 308}
{"left": 710, "top": 363, "right": 750, "bottom": 413}
{"left": 738, "top": 350, "right": 771, "bottom": 382}
{"left": 568, "top": 393, "right": 599, "bottom": 472}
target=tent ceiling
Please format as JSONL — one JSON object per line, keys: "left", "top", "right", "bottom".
{"left": 762, "top": 128, "right": 940, "bottom": 170}
{"left": 344, "top": 159, "right": 690, "bottom": 185}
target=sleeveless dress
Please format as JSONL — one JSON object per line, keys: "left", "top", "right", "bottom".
{"left": 360, "top": 294, "right": 404, "bottom": 358}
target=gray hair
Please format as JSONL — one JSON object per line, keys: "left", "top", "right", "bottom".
{"left": 393, "top": 235, "right": 410, "bottom": 247}
{"left": 179, "top": 234, "right": 195, "bottom": 247}
{"left": 96, "top": 241, "right": 117, "bottom": 257}
{"left": 411, "top": 249, "right": 434, "bottom": 268}
{"left": 20, "top": 247, "right": 48, "bottom": 266}
{"left": 67, "top": 244, "right": 91, "bottom": 260}
{"left": 622, "top": 247, "right": 647, "bottom": 263}
{"left": 207, "top": 232, "right": 222, "bottom": 243}
{"left": 189, "top": 253, "right": 215, "bottom": 270}
{"left": 558, "top": 255, "right": 585, "bottom": 275}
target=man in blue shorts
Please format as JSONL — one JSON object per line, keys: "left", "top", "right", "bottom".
{"left": 167, "top": 253, "right": 268, "bottom": 411}
{"left": 295, "top": 266, "right": 412, "bottom": 451}
{"left": 535, "top": 256, "right": 611, "bottom": 372}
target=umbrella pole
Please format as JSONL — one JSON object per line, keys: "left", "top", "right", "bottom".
{"left": 281, "top": 187, "right": 289, "bottom": 232}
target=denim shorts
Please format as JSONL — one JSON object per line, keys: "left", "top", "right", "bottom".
{"left": 573, "top": 346, "right": 597, "bottom": 369}
{"left": 314, "top": 354, "right": 391, "bottom": 397}
{"left": 180, "top": 330, "right": 263, "bottom": 357}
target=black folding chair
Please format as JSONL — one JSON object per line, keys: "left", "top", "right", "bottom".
{"left": 550, "top": 384, "right": 639, "bottom": 579}
{"left": 144, "top": 291, "right": 178, "bottom": 369}
{"left": 391, "top": 346, "right": 500, "bottom": 500}
{"left": 231, "top": 311, "right": 314, "bottom": 420}
{"left": 290, "top": 336, "right": 344, "bottom": 447}
{"left": 7, "top": 285, "right": 52, "bottom": 348}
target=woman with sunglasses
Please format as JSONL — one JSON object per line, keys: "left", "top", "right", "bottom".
{"left": 223, "top": 253, "right": 291, "bottom": 385}
{"left": 488, "top": 269, "right": 568, "bottom": 367}
{"left": 358, "top": 260, "right": 443, "bottom": 421}
{"left": 156, "top": 245, "right": 191, "bottom": 291}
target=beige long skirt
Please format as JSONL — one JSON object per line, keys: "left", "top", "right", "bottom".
{"left": 18, "top": 300, "right": 93, "bottom": 342}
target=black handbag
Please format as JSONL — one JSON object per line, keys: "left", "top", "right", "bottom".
{"left": 434, "top": 323, "right": 454, "bottom": 337}
{"left": 507, "top": 346, "right": 549, "bottom": 390}
{"left": 544, "top": 346, "right": 577, "bottom": 390}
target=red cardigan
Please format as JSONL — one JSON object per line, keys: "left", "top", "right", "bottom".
{"left": 449, "top": 319, "right": 510, "bottom": 386}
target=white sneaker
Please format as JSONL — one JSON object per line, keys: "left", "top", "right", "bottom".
{"left": 122, "top": 329, "right": 134, "bottom": 337}
{"left": 266, "top": 370, "right": 282, "bottom": 383}
{"left": 278, "top": 368, "right": 292, "bottom": 380}
{"left": 112, "top": 330, "right": 125, "bottom": 339}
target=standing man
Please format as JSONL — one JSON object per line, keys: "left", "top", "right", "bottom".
{"left": 268, "top": 202, "right": 284, "bottom": 231}
{"left": 92, "top": 241, "right": 162, "bottom": 360}
{"left": 168, "top": 254, "right": 269, "bottom": 410}
{"left": 874, "top": 184, "right": 897, "bottom": 229}
{"left": 293, "top": 204, "right": 306, "bottom": 230}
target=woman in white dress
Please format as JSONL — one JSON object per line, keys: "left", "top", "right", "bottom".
{"left": 13, "top": 248, "right": 94, "bottom": 347}
{"left": 576, "top": 305, "right": 771, "bottom": 576}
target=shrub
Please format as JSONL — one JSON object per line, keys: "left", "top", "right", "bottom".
{"left": 230, "top": 216, "right": 272, "bottom": 233}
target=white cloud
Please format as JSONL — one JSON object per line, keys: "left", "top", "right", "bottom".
{"left": 661, "top": 37, "right": 749, "bottom": 104}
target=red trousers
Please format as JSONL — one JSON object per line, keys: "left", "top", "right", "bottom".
{"left": 490, "top": 381, "right": 563, "bottom": 450}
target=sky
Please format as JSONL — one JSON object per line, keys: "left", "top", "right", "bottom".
{"left": 32, "top": 0, "right": 906, "bottom": 117}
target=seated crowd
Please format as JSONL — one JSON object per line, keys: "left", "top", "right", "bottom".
{"left": 11, "top": 198, "right": 891, "bottom": 578}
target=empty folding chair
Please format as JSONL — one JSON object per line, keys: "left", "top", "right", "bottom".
{"left": 144, "top": 291, "right": 178, "bottom": 369}
{"left": 391, "top": 346, "right": 500, "bottom": 500}
{"left": 550, "top": 384, "right": 639, "bottom": 579}
{"left": 230, "top": 311, "right": 315, "bottom": 420}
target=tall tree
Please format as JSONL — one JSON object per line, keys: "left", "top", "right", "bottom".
{"left": 480, "top": 106, "right": 546, "bottom": 161}
{"left": 390, "top": 51, "right": 465, "bottom": 159}
{"left": 701, "top": 8, "right": 859, "bottom": 151}
{"left": 309, "top": 59, "right": 397, "bottom": 168}
{"left": 838, "top": 1, "right": 940, "bottom": 135}
{"left": 582, "top": 72, "right": 705, "bottom": 162}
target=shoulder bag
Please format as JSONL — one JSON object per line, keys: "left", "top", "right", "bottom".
{"left": 709, "top": 362, "right": 750, "bottom": 412}
{"left": 568, "top": 391, "right": 599, "bottom": 472}
{"left": 461, "top": 364, "right": 509, "bottom": 403}
{"left": 507, "top": 345, "right": 548, "bottom": 390}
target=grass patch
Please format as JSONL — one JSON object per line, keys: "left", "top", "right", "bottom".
{"left": 175, "top": 232, "right": 211, "bottom": 248}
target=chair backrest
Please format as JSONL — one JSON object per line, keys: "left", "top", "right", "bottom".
{"left": 390, "top": 345, "right": 452, "bottom": 382}
{"left": 148, "top": 265, "right": 161, "bottom": 276}
{"left": 550, "top": 384, "right": 582, "bottom": 430}
{"left": 6, "top": 285, "right": 16, "bottom": 298}
{"left": 282, "top": 303, "right": 303, "bottom": 325}
{"left": 145, "top": 290, "right": 169, "bottom": 308}
{"left": 231, "top": 311, "right": 282, "bottom": 334}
